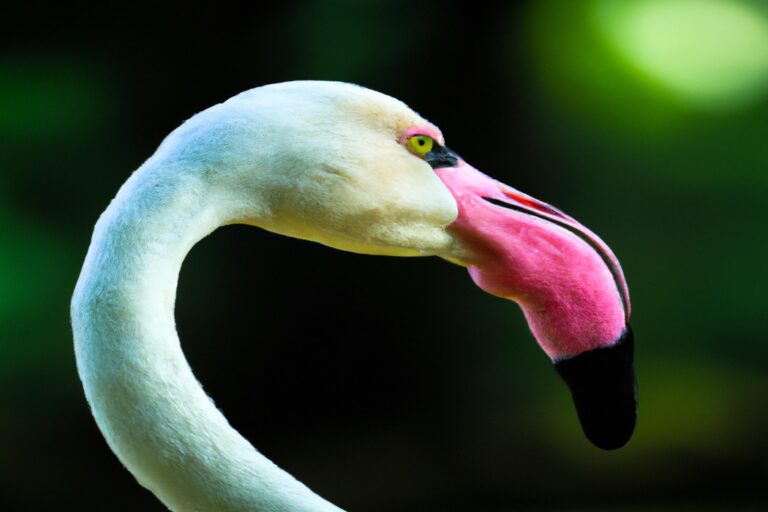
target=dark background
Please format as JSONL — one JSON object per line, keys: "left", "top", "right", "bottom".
{"left": 2, "top": 1, "right": 768, "bottom": 510}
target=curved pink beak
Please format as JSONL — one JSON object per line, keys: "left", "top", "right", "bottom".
{"left": 429, "top": 147, "right": 635, "bottom": 450}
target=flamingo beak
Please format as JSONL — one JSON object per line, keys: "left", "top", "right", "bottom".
{"left": 428, "top": 146, "right": 636, "bottom": 450}
{"left": 554, "top": 326, "right": 636, "bottom": 450}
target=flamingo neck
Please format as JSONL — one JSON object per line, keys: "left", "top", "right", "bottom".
{"left": 71, "top": 158, "right": 343, "bottom": 512}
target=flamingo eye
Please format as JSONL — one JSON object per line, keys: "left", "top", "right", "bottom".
{"left": 406, "top": 134, "right": 434, "bottom": 157}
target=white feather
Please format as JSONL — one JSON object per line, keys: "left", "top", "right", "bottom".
{"left": 72, "top": 81, "right": 469, "bottom": 511}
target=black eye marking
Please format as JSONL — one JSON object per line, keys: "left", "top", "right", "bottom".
{"left": 425, "top": 145, "right": 460, "bottom": 168}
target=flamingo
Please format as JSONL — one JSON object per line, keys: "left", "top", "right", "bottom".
{"left": 71, "top": 81, "right": 635, "bottom": 512}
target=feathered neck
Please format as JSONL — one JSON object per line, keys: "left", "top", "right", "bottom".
{"left": 71, "top": 157, "right": 343, "bottom": 512}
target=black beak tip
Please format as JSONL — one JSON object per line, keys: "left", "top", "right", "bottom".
{"left": 554, "top": 326, "right": 637, "bottom": 450}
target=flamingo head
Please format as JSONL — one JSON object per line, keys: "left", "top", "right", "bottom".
{"left": 201, "top": 81, "right": 635, "bottom": 449}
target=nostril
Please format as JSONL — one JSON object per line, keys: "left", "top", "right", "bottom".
{"left": 501, "top": 189, "right": 569, "bottom": 219}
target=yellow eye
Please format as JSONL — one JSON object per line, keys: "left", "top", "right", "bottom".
{"left": 407, "top": 135, "right": 434, "bottom": 156}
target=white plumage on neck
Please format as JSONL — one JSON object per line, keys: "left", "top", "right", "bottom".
{"left": 72, "top": 81, "right": 465, "bottom": 511}
{"left": 72, "top": 159, "right": 343, "bottom": 512}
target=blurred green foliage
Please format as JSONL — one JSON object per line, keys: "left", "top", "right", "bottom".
{"left": 1, "top": 1, "right": 767, "bottom": 510}
{"left": 594, "top": 0, "right": 768, "bottom": 111}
